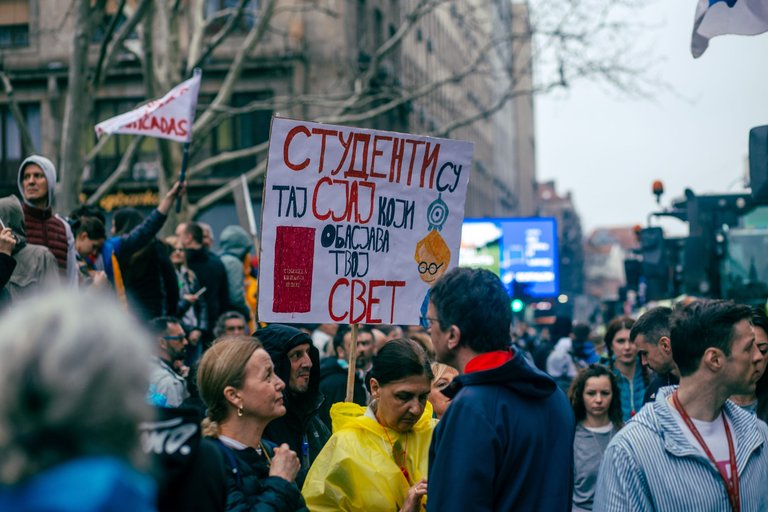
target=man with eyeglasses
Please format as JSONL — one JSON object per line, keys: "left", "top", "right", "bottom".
{"left": 147, "top": 316, "right": 189, "bottom": 408}
{"left": 426, "top": 267, "right": 574, "bottom": 512}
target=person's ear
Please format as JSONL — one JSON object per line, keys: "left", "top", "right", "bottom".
{"left": 702, "top": 347, "right": 724, "bottom": 372}
{"left": 224, "top": 386, "right": 241, "bottom": 408}
{"left": 369, "top": 378, "right": 381, "bottom": 400}
{"left": 658, "top": 336, "right": 672, "bottom": 355}
{"left": 446, "top": 325, "right": 461, "bottom": 351}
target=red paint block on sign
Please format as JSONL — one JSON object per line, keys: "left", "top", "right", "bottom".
{"left": 273, "top": 226, "right": 315, "bottom": 313}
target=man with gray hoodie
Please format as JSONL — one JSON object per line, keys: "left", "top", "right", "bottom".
{"left": 219, "top": 225, "right": 253, "bottom": 320}
{"left": 0, "top": 195, "right": 59, "bottom": 304}
{"left": 17, "top": 155, "right": 77, "bottom": 284}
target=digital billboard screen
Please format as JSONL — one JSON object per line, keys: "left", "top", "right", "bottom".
{"left": 459, "top": 217, "right": 559, "bottom": 299}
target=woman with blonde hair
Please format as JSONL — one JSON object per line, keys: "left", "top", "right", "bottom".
{"left": 428, "top": 363, "right": 458, "bottom": 419}
{"left": 197, "top": 336, "right": 307, "bottom": 512}
{"left": 303, "top": 338, "right": 435, "bottom": 512}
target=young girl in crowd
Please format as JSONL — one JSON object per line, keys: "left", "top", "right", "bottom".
{"left": 604, "top": 316, "right": 647, "bottom": 421}
{"left": 302, "top": 338, "right": 436, "bottom": 512}
{"left": 569, "top": 364, "right": 623, "bottom": 512}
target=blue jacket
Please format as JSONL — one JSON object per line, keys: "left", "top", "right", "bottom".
{"left": 103, "top": 209, "right": 167, "bottom": 284}
{"left": 594, "top": 386, "right": 768, "bottom": 512}
{"left": 0, "top": 457, "right": 156, "bottom": 512}
{"left": 427, "top": 349, "right": 575, "bottom": 512}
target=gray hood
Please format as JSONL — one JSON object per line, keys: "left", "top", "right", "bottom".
{"left": 18, "top": 155, "right": 57, "bottom": 208}
{"left": 0, "top": 195, "right": 27, "bottom": 252}
{"left": 219, "top": 225, "right": 253, "bottom": 259}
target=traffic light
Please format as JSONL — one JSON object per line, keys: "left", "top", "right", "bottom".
{"left": 638, "top": 227, "right": 672, "bottom": 300}
{"left": 511, "top": 299, "right": 525, "bottom": 313}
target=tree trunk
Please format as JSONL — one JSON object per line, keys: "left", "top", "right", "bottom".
{"left": 58, "top": 0, "right": 93, "bottom": 215}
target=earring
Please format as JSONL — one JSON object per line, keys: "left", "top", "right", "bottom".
{"left": 237, "top": 406, "right": 244, "bottom": 417}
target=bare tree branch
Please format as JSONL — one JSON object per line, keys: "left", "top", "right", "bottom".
{"left": 186, "top": 0, "right": 206, "bottom": 74}
{"left": 193, "top": 0, "right": 278, "bottom": 139}
{"left": 188, "top": 0, "right": 250, "bottom": 72}
{"left": 86, "top": 136, "right": 144, "bottom": 205}
{"left": 189, "top": 159, "right": 267, "bottom": 218}
{"left": 0, "top": 72, "right": 36, "bottom": 156}
{"left": 94, "top": 0, "right": 152, "bottom": 88}
{"left": 187, "top": 140, "right": 269, "bottom": 179}
{"left": 92, "top": 0, "right": 126, "bottom": 86}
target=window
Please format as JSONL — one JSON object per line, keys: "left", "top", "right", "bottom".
{"left": 0, "top": 103, "right": 41, "bottom": 183}
{"left": 0, "top": 0, "right": 30, "bottom": 49}
{"left": 205, "top": 0, "right": 258, "bottom": 35}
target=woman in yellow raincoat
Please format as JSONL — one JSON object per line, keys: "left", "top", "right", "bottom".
{"left": 302, "top": 338, "right": 436, "bottom": 512}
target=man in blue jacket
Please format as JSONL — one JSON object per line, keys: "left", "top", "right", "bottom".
{"left": 426, "top": 267, "right": 574, "bottom": 512}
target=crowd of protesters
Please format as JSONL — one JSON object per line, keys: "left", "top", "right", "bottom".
{"left": 1, "top": 155, "right": 768, "bottom": 511}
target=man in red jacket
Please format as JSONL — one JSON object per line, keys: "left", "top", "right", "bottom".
{"left": 17, "top": 155, "right": 76, "bottom": 284}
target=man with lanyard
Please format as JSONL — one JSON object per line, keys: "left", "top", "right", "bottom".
{"left": 595, "top": 299, "right": 768, "bottom": 511}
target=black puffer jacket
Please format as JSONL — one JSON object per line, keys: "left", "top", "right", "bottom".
{"left": 214, "top": 440, "right": 308, "bottom": 512}
{"left": 317, "top": 357, "right": 367, "bottom": 431}
{"left": 257, "top": 324, "right": 331, "bottom": 487}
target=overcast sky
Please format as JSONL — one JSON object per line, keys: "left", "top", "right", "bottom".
{"left": 536, "top": 1, "right": 768, "bottom": 235}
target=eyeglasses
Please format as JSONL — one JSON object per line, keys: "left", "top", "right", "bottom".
{"left": 163, "top": 334, "right": 186, "bottom": 341}
{"left": 420, "top": 316, "right": 440, "bottom": 329}
{"left": 171, "top": 247, "right": 184, "bottom": 253}
{"left": 418, "top": 261, "right": 444, "bottom": 275}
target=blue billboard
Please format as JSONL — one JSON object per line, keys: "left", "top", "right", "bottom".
{"left": 459, "top": 217, "right": 559, "bottom": 299}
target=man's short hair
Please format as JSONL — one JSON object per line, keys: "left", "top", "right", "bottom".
{"left": 213, "top": 311, "right": 247, "bottom": 338}
{"left": 629, "top": 306, "right": 672, "bottom": 344}
{"left": 333, "top": 324, "right": 373, "bottom": 353}
{"left": 670, "top": 300, "right": 752, "bottom": 377}
{"left": 69, "top": 204, "right": 107, "bottom": 225}
{"left": 72, "top": 216, "right": 106, "bottom": 240}
{"left": 185, "top": 223, "right": 205, "bottom": 245}
{"left": 149, "top": 316, "right": 181, "bottom": 337}
{"left": 430, "top": 267, "right": 511, "bottom": 353}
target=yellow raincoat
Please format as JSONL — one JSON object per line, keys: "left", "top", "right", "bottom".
{"left": 301, "top": 401, "right": 436, "bottom": 512}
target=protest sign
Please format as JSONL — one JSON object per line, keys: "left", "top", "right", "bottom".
{"left": 258, "top": 117, "right": 473, "bottom": 325}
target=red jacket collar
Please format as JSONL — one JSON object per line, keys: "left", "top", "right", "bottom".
{"left": 465, "top": 349, "right": 515, "bottom": 374}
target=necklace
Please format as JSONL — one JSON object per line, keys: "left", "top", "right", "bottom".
{"left": 378, "top": 419, "right": 411, "bottom": 485}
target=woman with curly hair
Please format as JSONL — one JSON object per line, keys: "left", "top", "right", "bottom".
{"left": 568, "top": 364, "right": 623, "bottom": 512}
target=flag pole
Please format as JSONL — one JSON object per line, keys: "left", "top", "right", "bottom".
{"left": 176, "top": 142, "right": 190, "bottom": 213}
{"left": 176, "top": 67, "right": 202, "bottom": 213}
{"left": 345, "top": 324, "right": 359, "bottom": 402}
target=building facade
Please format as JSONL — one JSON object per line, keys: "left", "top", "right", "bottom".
{"left": 0, "top": 0, "right": 535, "bottom": 223}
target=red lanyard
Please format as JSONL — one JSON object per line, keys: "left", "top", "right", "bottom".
{"left": 672, "top": 390, "right": 740, "bottom": 512}
{"left": 380, "top": 423, "right": 411, "bottom": 485}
